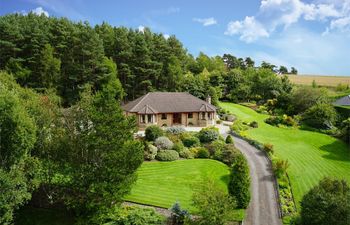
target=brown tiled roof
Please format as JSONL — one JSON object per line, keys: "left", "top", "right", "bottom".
{"left": 122, "top": 92, "right": 216, "bottom": 114}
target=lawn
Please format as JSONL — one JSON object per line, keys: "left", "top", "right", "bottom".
{"left": 220, "top": 102, "right": 350, "bottom": 207}
{"left": 124, "top": 159, "right": 244, "bottom": 220}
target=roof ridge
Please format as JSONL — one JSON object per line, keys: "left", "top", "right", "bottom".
{"left": 129, "top": 93, "right": 150, "bottom": 112}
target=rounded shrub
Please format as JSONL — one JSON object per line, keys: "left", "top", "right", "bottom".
{"left": 263, "top": 143, "right": 274, "bottom": 155}
{"left": 220, "top": 144, "right": 240, "bottom": 166}
{"left": 225, "top": 135, "right": 234, "bottom": 144}
{"left": 154, "top": 136, "right": 174, "bottom": 150}
{"left": 145, "top": 125, "right": 164, "bottom": 141}
{"left": 182, "top": 136, "right": 200, "bottom": 148}
{"left": 144, "top": 143, "right": 158, "bottom": 160}
{"left": 173, "top": 141, "right": 185, "bottom": 153}
{"left": 179, "top": 148, "right": 193, "bottom": 159}
{"left": 196, "top": 147, "right": 209, "bottom": 158}
{"left": 166, "top": 126, "right": 186, "bottom": 135}
{"left": 249, "top": 121, "right": 258, "bottom": 128}
{"left": 198, "top": 126, "right": 220, "bottom": 143}
{"left": 156, "top": 150, "right": 179, "bottom": 161}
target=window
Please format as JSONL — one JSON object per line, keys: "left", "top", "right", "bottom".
{"left": 208, "top": 112, "right": 212, "bottom": 119}
{"left": 188, "top": 113, "right": 193, "bottom": 119}
{"left": 141, "top": 114, "right": 146, "bottom": 123}
{"left": 147, "top": 114, "right": 152, "bottom": 123}
{"left": 201, "top": 112, "right": 206, "bottom": 120}
{"left": 161, "top": 113, "right": 167, "bottom": 120}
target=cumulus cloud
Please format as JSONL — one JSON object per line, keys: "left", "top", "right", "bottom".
{"left": 225, "top": 16, "right": 269, "bottom": 42}
{"left": 138, "top": 25, "right": 145, "bottom": 32}
{"left": 31, "top": 7, "right": 49, "bottom": 16}
{"left": 193, "top": 17, "right": 217, "bottom": 26}
{"left": 225, "top": 0, "right": 349, "bottom": 42}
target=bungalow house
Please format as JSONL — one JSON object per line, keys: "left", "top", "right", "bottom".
{"left": 122, "top": 92, "right": 217, "bottom": 128}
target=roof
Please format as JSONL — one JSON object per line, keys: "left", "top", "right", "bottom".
{"left": 334, "top": 95, "right": 350, "bottom": 106}
{"left": 122, "top": 92, "right": 217, "bottom": 114}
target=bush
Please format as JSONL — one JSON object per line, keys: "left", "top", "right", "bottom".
{"left": 225, "top": 135, "right": 234, "bottom": 144}
{"left": 265, "top": 116, "right": 282, "bottom": 126}
{"left": 231, "top": 119, "right": 249, "bottom": 133}
{"left": 172, "top": 141, "right": 185, "bottom": 153}
{"left": 198, "top": 126, "right": 220, "bottom": 143}
{"left": 302, "top": 103, "right": 337, "bottom": 129}
{"left": 220, "top": 144, "right": 240, "bottom": 166}
{"left": 229, "top": 153, "right": 251, "bottom": 208}
{"left": 300, "top": 177, "right": 350, "bottom": 225}
{"left": 145, "top": 125, "right": 164, "bottom": 141}
{"left": 272, "top": 159, "right": 289, "bottom": 178}
{"left": 207, "top": 140, "right": 226, "bottom": 158}
{"left": 166, "top": 126, "right": 186, "bottom": 135}
{"left": 144, "top": 143, "right": 158, "bottom": 160}
{"left": 196, "top": 147, "right": 209, "bottom": 158}
{"left": 170, "top": 202, "right": 190, "bottom": 224}
{"left": 156, "top": 150, "right": 179, "bottom": 161}
{"left": 154, "top": 136, "right": 173, "bottom": 150}
{"left": 182, "top": 136, "right": 200, "bottom": 148}
{"left": 263, "top": 143, "right": 274, "bottom": 155}
{"left": 249, "top": 121, "right": 258, "bottom": 128}
{"left": 179, "top": 148, "right": 193, "bottom": 159}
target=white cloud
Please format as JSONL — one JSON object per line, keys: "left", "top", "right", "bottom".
{"left": 226, "top": 0, "right": 348, "bottom": 42}
{"left": 224, "top": 16, "right": 269, "bottom": 43}
{"left": 193, "top": 17, "right": 217, "bottom": 26}
{"left": 31, "top": 7, "right": 49, "bottom": 16}
{"left": 138, "top": 25, "right": 145, "bottom": 32}
{"left": 163, "top": 34, "right": 170, "bottom": 39}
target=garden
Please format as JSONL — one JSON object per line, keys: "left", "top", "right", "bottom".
{"left": 125, "top": 125, "right": 249, "bottom": 223}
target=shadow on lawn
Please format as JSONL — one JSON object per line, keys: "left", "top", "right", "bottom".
{"left": 320, "top": 140, "right": 350, "bottom": 162}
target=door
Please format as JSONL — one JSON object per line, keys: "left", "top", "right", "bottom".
{"left": 173, "top": 113, "right": 181, "bottom": 124}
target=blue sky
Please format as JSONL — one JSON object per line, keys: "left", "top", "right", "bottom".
{"left": 1, "top": 0, "right": 350, "bottom": 76}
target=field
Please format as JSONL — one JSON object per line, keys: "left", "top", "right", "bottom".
{"left": 287, "top": 74, "right": 350, "bottom": 87}
{"left": 220, "top": 102, "right": 350, "bottom": 207}
{"left": 125, "top": 159, "right": 230, "bottom": 210}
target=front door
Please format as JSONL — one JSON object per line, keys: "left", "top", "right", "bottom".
{"left": 173, "top": 113, "right": 181, "bottom": 124}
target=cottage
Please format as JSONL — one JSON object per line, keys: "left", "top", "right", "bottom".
{"left": 122, "top": 92, "right": 217, "bottom": 128}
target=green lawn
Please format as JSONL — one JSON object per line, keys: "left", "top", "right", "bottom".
{"left": 125, "top": 159, "right": 244, "bottom": 220}
{"left": 220, "top": 102, "right": 350, "bottom": 207}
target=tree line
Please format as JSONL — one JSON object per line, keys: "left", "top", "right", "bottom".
{"left": 0, "top": 13, "right": 297, "bottom": 107}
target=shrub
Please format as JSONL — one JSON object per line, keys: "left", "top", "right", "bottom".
{"left": 172, "top": 141, "right": 185, "bottom": 153}
{"left": 216, "top": 120, "right": 222, "bottom": 124}
{"left": 302, "top": 103, "right": 337, "bottom": 129}
{"left": 207, "top": 140, "right": 226, "bottom": 158}
{"left": 166, "top": 126, "right": 186, "bottom": 135}
{"left": 154, "top": 136, "right": 173, "bottom": 150}
{"left": 265, "top": 116, "right": 282, "bottom": 126}
{"left": 93, "top": 205, "right": 165, "bottom": 225}
{"left": 196, "top": 147, "right": 209, "bottom": 158}
{"left": 170, "top": 202, "right": 190, "bottom": 224}
{"left": 225, "top": 135, "right": 234, "bottom": 144}
{"left": 231, "top": 119, "right": 249, "bottom": 133}
{"left": 179, "top": 148, "right": 193, "bottom": 159}
{"left": 220, "top": 144, "right": 240, "bottom": 166}
{"left": 145, "top": 125, "right": 164, "bottom": 141}
{"left": 144, "top": 143, "right": 158, "bottom": 160}
{"left": 272, "top": 159, "right": 289, "bottom": 178}
{"left": 249, "top": 121, "right": 258, "bottom": 128}
{"left": 229, "top": 153, "right": 251, "bottom": 208}
{"left": 198, "top": 126, "right": 220, "bottom": 143}
{"left": 182, "top": 136, "right": 200, "bottom": 148}
{"left": 156, "top": 150, "right": 179, "bottom": 161}
{"left": 263, "top": 143, "right": 274, "bottom": 155}
{"left": 300, "top": 177, "right": 350, "bottom": 225}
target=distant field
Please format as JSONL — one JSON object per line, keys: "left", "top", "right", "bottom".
{"left": 287, "top": 75, "right": 350, "bottom": 87}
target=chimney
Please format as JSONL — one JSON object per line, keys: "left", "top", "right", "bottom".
{"left": 206, "top": 95, "right": 211, "bottom": 104}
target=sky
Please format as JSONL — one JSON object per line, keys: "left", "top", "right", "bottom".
{"left": 1, "top": 0, "right": 350, "bottom": 76}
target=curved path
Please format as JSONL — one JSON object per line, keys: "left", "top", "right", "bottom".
{"left": 233, "top": 136, "right": 282, "bottom": 225}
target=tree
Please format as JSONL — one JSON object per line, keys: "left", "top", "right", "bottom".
{"left": 191, "top": 179, "right": 237, "bottom": 225}
{"left": 0, "top": 73, "right": 40, "bottom": 224}
{"left": 261, "top": 61, "right": 276, "bottom": 71}
{"left": 39, "top": 44, "right": 61, "bottom": 88}
{"left": 244, "top": 57, "right": 255, "bottom": 68}
{"left": 300, "top": 177, "right": 350, "bottom": 225}
{"left": 279, "top": 66, "right": 288, "bottom": 74}
{"left": 229, "top": 153, "right": 251, "bottom": 208}
{"left": 339, "top": 118, "right": 350, "bottom": 144}
{"left": 302, "top": 103, "right": 337, "bottom": 129}
{"left": 291, "top": 67, "right": 298, "bottom": 74}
